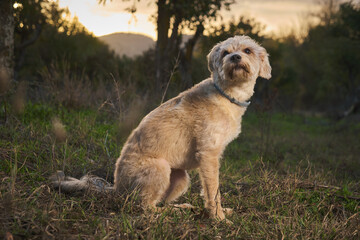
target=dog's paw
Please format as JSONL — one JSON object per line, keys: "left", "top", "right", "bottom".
{"left": 209, "top": 209, "right": 226, "bottom": 221}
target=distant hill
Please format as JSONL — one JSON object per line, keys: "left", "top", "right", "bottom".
{"left": 98, "top": 33, "right": 155, "bottom": 58}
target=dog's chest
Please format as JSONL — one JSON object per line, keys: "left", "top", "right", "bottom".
{"left": 223, "top": 109, "right": 245, "bottom": 145}
{"left": 227, "top": 117, "right": 242, "bottom": 143}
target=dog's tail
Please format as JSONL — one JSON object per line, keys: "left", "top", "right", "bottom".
{"left": 49, "top": 170, "right": 114, "bottom": 194}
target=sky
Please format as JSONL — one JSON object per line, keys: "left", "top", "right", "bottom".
{"left": 57, "top": 0, "right": 325, "bottom": 39}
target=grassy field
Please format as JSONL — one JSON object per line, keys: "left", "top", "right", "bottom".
{"left": 1, "top": 102, "right": 359, "bottom": 239}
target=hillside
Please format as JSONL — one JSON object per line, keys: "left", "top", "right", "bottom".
{"left": 98, "top": 33, "right": 155, "bottom": 58}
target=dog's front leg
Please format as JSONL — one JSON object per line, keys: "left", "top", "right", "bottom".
{"left": 199, "top": 157, "right": 225, "bottom": 220}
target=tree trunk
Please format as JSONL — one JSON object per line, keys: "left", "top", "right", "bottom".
{"left": 179, "top": 24, "right": 204, "bottom": 89}
{"left": 15, "top": 23, "right": 42, "bottom": 78}
{"left": 0, "top": 0, "right": 14, "bottom": 84}
{"left": 155, "top": 0, "right": 171, "bottom": 94}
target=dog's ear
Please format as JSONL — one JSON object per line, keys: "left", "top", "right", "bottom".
{"left": 259, "top": 48, "right": 272, "bottom": 79}
{"left": 207, "top": 43, "right": 221, "bottom": 73}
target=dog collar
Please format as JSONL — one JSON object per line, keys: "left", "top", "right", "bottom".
{"left": 213, "top": 83, "right": 251, "bottom": 108}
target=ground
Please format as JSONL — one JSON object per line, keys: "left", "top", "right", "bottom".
{"left": 1, "top": 103, "right": 359, "bottom": 239}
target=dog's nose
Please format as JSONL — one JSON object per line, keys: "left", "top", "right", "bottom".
{"left": 230, "top": 54, "right": 241, "bottom": 62}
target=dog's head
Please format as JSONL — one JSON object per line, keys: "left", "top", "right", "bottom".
{"left": 207, "top": 36, "right": 271, "bottom": 84}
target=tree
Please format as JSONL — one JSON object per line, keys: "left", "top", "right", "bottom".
{"left": 99, "top": 0, "right": 234, "bottom": 95}
{"left": 0, "top": 0, "right": 14, "bottom": 85}
{"left": 154, "top": 0, "right": 234, "bottom": 91}
{"left": 0, "top": 0, "right": 14, "bottom": 123}
{"left": 13, "top": 0, "right": 48, "bottom": 78}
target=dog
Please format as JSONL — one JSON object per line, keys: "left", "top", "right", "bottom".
{"left": 113, "top": 35, "right": 271, "bottom": 220}
{"left": 51, "top": 35, "right": 271, "bottom": 221}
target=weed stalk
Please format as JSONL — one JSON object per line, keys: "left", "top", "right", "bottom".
{"left": 10, "top": 147, "right": 18, "bottom": 196}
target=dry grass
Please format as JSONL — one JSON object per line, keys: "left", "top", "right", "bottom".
{"left": 39, "top": 61, "right": 147, "bottom": 113}
{"left": 1, "top": 163, "right": 359, "bottom": 239}
{"left": 0, "top": 102, "right": 359, "bottom": 239}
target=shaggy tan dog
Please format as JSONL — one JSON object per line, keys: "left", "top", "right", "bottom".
{"left": 51, "top": 35, "right": 271, "bottom": 220}
{"left": 114, "top": 35, "right": 271, "bottom": 220}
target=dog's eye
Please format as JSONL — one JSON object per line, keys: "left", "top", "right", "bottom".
{"left": 244, "top": 48, "right": 251, "bottom": 54}
{"left": 222, "top": 50, "right": 230, "bottom": 57}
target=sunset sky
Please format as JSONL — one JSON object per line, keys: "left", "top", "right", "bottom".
{"left": 57, "top": 0, "right": 325, "bottom": 39}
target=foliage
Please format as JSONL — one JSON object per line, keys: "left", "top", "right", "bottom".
{"left": 269, "top": 1, "right": 360, "bottom": 111}
{"left": 12, "top": 0, "right": 360, "bottom": 112}
{"left": 14, "top": 0, "right": 122, "bottom": 87}
{"left": 299, "top": 1, "right": 360, "bottom": 107}
{"left": 190, "top": 1, "right": 360, "bottom": 112}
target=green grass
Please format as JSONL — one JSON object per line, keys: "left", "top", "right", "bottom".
{"left": 1, "top": 102, "right": 359, "bottom": 239}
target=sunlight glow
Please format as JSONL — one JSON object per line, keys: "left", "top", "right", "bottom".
{"left": 58, "top": 0, "right": 323, "bottom": 39}
{"left": 13, "top": 3, "right": 22, "bottom": 9}
{"left": 58, "top": 0, "right": 157, "bottom": 39}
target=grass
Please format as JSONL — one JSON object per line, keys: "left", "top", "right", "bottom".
{"left": 1, "top": 102, "right": 359, "bottom": 239}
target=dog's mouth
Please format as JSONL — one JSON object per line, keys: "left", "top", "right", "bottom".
{"left": 223, "top": 61, "right": 251, "bottom": 80}
{"left": 234, "top": 64, "right": 249, "bottom": 73}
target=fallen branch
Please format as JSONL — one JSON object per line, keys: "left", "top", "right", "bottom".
{"left": 298, "top": 181, "right": 360, "bottom": 201}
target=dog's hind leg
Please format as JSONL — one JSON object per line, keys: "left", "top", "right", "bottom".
{"left": 136, "top": 158, "right": 172, "bottom": 209}
{"left": 163, "top": 169, "right": 190, "bottom": 203}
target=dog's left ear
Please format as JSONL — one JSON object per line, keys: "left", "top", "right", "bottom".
{"left": 207, "top": 43, "right": 221, "bottom": 73}
{"left": 259, "top": 48, "right": 272, "bottom": 79}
